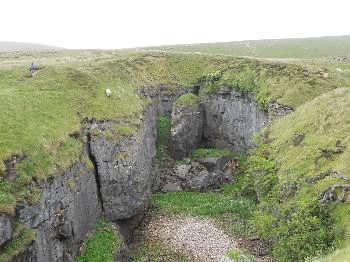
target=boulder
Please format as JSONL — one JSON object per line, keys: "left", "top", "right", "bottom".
{"left": 174, "top": 164, "right": 191, "bottom": 179}
{"left": 197, "top": 156, "right": 233, "bottom": 172}
{"left": 162, "top": 183, "right": 182, "bottom": 192}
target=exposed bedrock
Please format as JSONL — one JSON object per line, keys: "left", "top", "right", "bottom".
{"left": 202, "top": 87, "right": 268, "bottom": 152}
{"left": 169, "top": 87, "right": 268, "bottom": 159}
{"left": 16, "top": 161, "right": 102, "bottom": 262}
{"left": 170, "top": 102, "right": 203, "bottom": 160}
{"left": 89, "top": 103, "right": 157, "bottom": 221}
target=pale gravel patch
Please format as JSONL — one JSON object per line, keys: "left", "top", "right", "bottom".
{"left": 145, "top": 215, "right": 236, "bottom": 262}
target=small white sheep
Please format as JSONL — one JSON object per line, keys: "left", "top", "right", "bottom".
{"left": 105, "top": 88, "right": 112, "bottom": 97}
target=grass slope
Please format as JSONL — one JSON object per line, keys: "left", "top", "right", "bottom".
{"left": 0, "top": 42, "right": 60, "bottom": 52}
{"left": 145, "top": 35, "right": 350, "bottom": 58}
{"left": 249, "top": 87, "right": 350, "bottom": 261}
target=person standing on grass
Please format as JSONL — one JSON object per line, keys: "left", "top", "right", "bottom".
{"left": 29, "top": 62, "right": 36, "bottom": 77}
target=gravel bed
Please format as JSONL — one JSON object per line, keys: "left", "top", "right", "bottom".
{"left": 144, "top": 215, "right": 235, "bottom": 262}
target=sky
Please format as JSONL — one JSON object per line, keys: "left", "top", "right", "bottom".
{"left": 1, "top": 0, "right": 350, "bottom": 49}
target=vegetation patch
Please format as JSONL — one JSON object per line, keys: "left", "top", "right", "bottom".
{"left": 247, "top": 88, "right": 350, "bottom": 261}
{"left": 200, "top": 59, "right": 339, "bottom": 109}
{"left": 152, "top": 176, "right": 256, "bottom": 219}
{"left": 74, "top": 219, "right": 122, "bottom": 262}
{"left": 226, "top": 248, "right": 255, "bottom": 262}
{"left": 156, "top": 116, "right": 172, "bottom": 168}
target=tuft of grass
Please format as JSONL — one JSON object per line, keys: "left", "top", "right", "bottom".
{"left": 73, "top": 219, "right": 122, "bottom": 262}
{"left": 227, "top": 248, "right": 255, "bottom": 262}
{"left": 175, "top": 93, "right": 199, "bottom": 108}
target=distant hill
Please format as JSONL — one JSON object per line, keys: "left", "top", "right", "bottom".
{"left": 0, "top": 41, "right": 62, "bottom": 52}
{"left": 145, "top": 35, "right": 350, "bottom": 59}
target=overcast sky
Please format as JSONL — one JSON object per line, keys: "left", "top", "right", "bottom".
{"left": 1, "top": 0, "right": 350, "bottom": 49}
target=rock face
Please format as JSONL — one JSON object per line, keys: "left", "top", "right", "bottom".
{"left": 89, "top": 104, "right": 157, "bottom": 221}
{"left": 16, "top": 161, "right": 101, "bottom": 262}
{"left": 202, "top": 87, "right": 268, "bottom": 152}
{"left": 0, "top": 215, "right": 12, "bottom": 246}
{"left": 2, "top": 104, "right": 158, "bottom": 262}
{"left": 170, "top": 103, "right": 203, "bottom": 159}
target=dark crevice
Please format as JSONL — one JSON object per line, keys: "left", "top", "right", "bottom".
{"left": 86, "top": 133, "right": 104, "bottom": 212}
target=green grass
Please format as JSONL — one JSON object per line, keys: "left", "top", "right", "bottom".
{"left": 248, "top": 87, "right": 350, "bottom": 261}
{"left": 227, "top": 248, "right": 255, "bottom": 262}
{"left": 175, "top": 93, "right": 199, "bottom": 108}
{"left": 200, "top": 59, "right": 340, "bottom": 109}
{"left": 145, "top": 35, "right": 350, "bottom": 59}
{"left": 156, "top": 116, "right": 172, "bottom": 167}
{"left": 153, "top": 177, "right": 256, "bottom": 219}
{"left": 131, "top": 243, "right": 189, "bottom": 262}
{"left": 74, "top": 220, "right": 122, "bottom": 262}
{"left": 0, "top": 223, "right": 36, "bottom": 262}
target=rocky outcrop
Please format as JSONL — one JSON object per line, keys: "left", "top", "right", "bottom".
{"left": 1, "top": 104, "right": 158, "bottom": 261}
{"left": 138, "top": 85, "right": 191, "bottom": 117}
{"left": 202, "top": 87, "right": 268, "bottom": 152}
{"left": 89, "top": 104, "right": 157, "bottom": 221}
{"left": 268, "top": 102, "right": 293, "bottom": 120}
{"left": 15, "top": 160, "right": 102, "bottom": 262}
{"left": 170, "top": 102, "right": 203, "bottom": 159}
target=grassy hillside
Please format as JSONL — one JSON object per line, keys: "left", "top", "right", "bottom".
{"left": 245, "top": 87, "right": 350, "bottom": 261}
{"left": 144, "top": 35, "right": 350, "bottom": 58}
{"left": 0, "top": 42, "right": 60, "bottom": 52}
{"left": 0, "top": 48, "right": 349, "bottom": 261}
